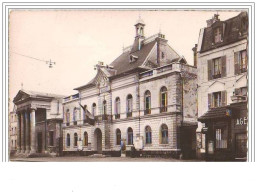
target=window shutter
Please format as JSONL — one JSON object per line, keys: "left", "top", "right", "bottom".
{"left": 234, "top": 52, "right": 239, "bottom": 75}
{"left": 165, "top": 93, "right": 167, "bottom": 107}
{"left": 221, "top": 56, "right": 226, "bottom": 77}
{"left": 221, "top": 91, "right": 227, "bottom": 106}
{"left": 208, "top": 60, "right": 212, "bottom": 80}
{"left": 208, "top": 93, "right": 212, "bottom": 109}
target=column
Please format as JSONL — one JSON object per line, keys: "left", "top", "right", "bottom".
{"left": 20, "top": 112, "right": 25, "bottom": 153}
{"left": 30, "top": 108, "right": 36, "bottom": 154}
{"left": 25, "top": 110, "right": 30, "bottom": 153}
{"left": 16, "top": 112, "right": 21, "bottom": 153}
{"left": 43, "top": 109, "right": 51, "bottom": 153}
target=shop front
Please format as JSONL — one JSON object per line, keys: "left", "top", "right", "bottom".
{"left": 230, "top": 102, "right": 247, "bottom": 161}
{"left": 198, "top": 101, "right": 247, "bottom": 161}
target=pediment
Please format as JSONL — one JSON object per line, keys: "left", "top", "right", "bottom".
{"left": 207, "top": 81, "right": 225, "bottom": 93}
{"left": 13, "top": 90, "right": 30, "bottom": 103}
{"left": 94, "top": 69, "right": 109, "bottom": 88}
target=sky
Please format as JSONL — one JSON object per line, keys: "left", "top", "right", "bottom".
{"left": 9, "top": 10, "right": 242, "bottom": 110}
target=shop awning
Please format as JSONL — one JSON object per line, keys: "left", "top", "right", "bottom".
{"left": 198, "top": 106, "right": 232, "bottom": 122}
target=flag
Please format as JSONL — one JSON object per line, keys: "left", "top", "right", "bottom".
{"left": 79, "top": 103, "right": 95, "bottom": 125}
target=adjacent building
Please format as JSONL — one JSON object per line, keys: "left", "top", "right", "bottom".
{"left": 196, "top": 12, "right": 248, "bottom": 161}
{"left": 13, "top": 90, "right": 64, "bottom": 157}
{"left": 9, "top": 106, "right": 18, "bottom": 155}
{"left": 62, "top": 18, "right": 198, "bottom": 158}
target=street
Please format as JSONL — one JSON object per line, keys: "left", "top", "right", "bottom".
{"left": 10, "top": 156, "right": 200, "bottom": 162}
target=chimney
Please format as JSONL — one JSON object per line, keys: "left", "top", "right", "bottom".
{"left": 206, "top": 14, "right": 220, "bottom": 27}
{"left": 192, "top": 44, "right": 198, "bottom": 67}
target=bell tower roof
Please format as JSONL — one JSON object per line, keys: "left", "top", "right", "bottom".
{"left": 135, "top": 15, "right": 145, "bottom": 26}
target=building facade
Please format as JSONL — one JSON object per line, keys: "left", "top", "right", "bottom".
{"left": 13, "top": 90, "right": 64, "bottom": 157}
{"left": 62, "top": 18, "right": 198, "bottom": 158}
{"left": 196, "top": 12, "right": 248, "bottom": 161}
{"left": 9, "top": 107, "right": 18, "bottom": 155}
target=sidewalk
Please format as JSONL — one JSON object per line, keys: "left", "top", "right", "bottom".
{"left": 10, "top": 156, "right": 201, "bottom": 162}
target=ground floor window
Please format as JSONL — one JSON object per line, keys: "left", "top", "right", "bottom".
{"left": 83, "top": 132, "right": 88, "bottom": 146}
{"left": 74, "top": 133, "right": 78, "bottom": 147}
{"left": 67, "top": 134, "right": 70, "bottom": 147}
{"left": 215, "top": 128, "right": 228, "bottom": 149}
{"left": 127, "top": 128, "right": 133, "bottom": 145}
{"left": 145, "top": 126, "right": 152, "bottom": 144}
{"left": 160, "top": 124, "right": 168, "bottom": 144}
{"left": 116, "top": 129, "right": 121, "bottom": 145}
{"left": 49, "top": 131, "right": 54, "bottom": 146}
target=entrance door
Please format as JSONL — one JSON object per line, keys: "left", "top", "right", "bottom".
{"left": 94, "top": 129, "right": 102, "bottom": 154}
{"left": 37, "top": 132, "right": 42, "bottom": 153}
{"left": 235, "top": 133, "right": 247, "bottom": 159}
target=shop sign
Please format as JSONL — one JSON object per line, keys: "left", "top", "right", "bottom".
{"left": 202, "top": 127, "right": 208, "bottom": 133}
{"left": 236, "top": 117, "right": 248, "bottom": 125}
{"left": 226, "top": 109, "right": 232, "bottom": 116}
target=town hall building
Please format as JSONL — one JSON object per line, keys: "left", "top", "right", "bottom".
{"left": 62, "top": 17, "right": 198, "bottom": 158}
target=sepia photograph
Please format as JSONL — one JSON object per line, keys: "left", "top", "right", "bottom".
{"left": 1, "top": 2, "right": 257, "bottom": 195}
{"left": 7, "top": 9, "right": 249, "bottom": 162}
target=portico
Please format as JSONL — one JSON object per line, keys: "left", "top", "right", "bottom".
{"left": 13, "top": 89, "right": 64, "bottom": 157}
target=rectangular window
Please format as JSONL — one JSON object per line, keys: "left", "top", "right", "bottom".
{"left": 215, "top": 128, "right": 228, "bottom": 149}
{"left": 214, "top": 28, "right": 222, "bottom": 43}
{"left": 213, "top": 58, "right": 221, "bottom": 79}
{"left": 235, "top": 87, "right": 248, "bottom": 96}
{"left": 240, "top": 50, "right": 247, "bottom": 73}
{"left": 213, "top": 92, "right": 221, "bottom": 108}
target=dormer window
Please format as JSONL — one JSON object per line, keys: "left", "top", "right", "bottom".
{"left": 214, "top": 27, "right": 222, "bottom": 43}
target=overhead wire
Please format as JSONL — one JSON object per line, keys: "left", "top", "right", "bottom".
{"left": 10, "top": 51, "right": 47, "bottom": 63}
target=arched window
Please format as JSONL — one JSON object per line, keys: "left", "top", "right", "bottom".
{"left": 66, "top": 109, "right": 70, "bottom": 126}
{"left": 92, "top": 103, "right": 96, "bottom": 117}
{"left": 145, "top": 126, "right": 152, "bottom": 144}
{"left": 115, "top": 97, "right": 120, "bottom": 119}
{"left": 103, "top": 100, "right": 107, "bottom": 115}
{"left": 160, "top": 86, "right": 168, "bottom": 113}
{"left": 116, "top": 129, "right": 121, "bottom": 145}
{"left": 66, "top": 133, "right": 70, "bottom": 147}
{"left": 74, "top": 133, "right": 78, "bottom": 147}
{"left": 160, "top": 124, "right": 168, "bottom": 144}
{"left": 140, "top": 27, "right": 144, "bottom": 35}
{"left": 83, "top": 132, "right": 88, "bottom": 146}
{"left": 127, "top": 128, "right": 133, "bottom": 145}
{"left": 144, "top": 90, "right": 151, "bottom": 115}
{"left": 127, "top": 94, "right": 133, "bottom": 117}
{"left": 73, "top": 107, "right": 77, "bottom": 125}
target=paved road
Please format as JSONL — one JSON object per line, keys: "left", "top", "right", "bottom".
{"left": 10, "top": 156, "right": 199, "bottom": 162}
